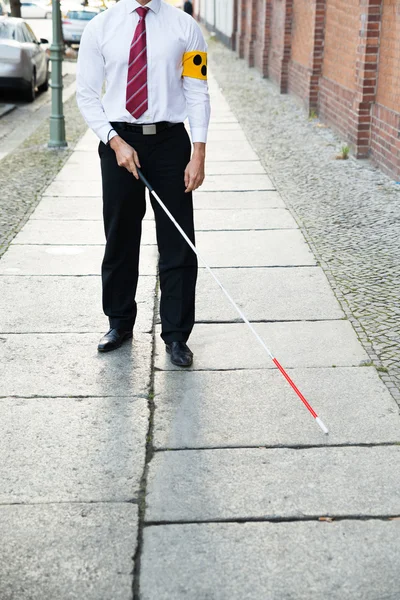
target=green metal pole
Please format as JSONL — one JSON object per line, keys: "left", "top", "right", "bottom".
{"left": 48, "top": 0, "right": 67, "bottom": 147}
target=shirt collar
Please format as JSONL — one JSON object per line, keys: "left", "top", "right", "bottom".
{"left": 128, "top": 0, "right": 161, "bottom": 14}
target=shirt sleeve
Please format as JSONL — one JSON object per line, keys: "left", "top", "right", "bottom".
{"left": 76, "top": 24, "right": 118, "bottom": 145}
{"left": 183, "top": 20, "right": 211, "bottom": 144}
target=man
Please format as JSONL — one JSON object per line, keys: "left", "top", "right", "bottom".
{"left": 183, "top": 0, "right": 193, "bottom": 16}
{"left": 76, "top": 0, "right": 210, "bottom": 367}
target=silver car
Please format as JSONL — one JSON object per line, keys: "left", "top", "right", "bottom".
{"left": 62, "top": 7, "right": 99, "bottom": 45}
{"left": 0, "top": 16, "right": 49, "bottom": 101}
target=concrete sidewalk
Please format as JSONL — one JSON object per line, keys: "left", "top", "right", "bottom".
{"left": 1, "top": 72, "right": 400, "bottom": 599}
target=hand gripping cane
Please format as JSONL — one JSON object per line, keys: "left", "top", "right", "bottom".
{"left": 138, "top": 168, "right": 329, "bottom": 435}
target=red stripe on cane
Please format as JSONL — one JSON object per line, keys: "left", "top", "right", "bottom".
{"left": 273, "top": 358, "right": 318, "bottom": 419}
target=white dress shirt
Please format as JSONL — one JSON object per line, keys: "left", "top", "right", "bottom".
{"left": 76, "top": 0, "right": 211, "bottom": 145}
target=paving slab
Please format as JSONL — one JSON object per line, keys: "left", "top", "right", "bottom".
{"left": 64, "top": 150, "right": 103, "bottom": 169}
{"left": 194, "top": 190, "right": 285, "bottom": 209}
{"left": 208, "top": 116, "right": 239, "bottom": 124}
{"left": 206, "top": 129, "right": 250, "bottom": 142}
{"left": 153, "top": 367, "right": 400, "bottom": 449}
{"left": 140, "top": 521, "right": 400, "bottom": 600}
{"left": 194, "top": 208, "right": 297, "bottom": 231}
{"left": 54, "top": 163, "right": 101, "bottom": 180}
{"left": 31, "top": 196, "right": 104, "bottom": 220}
{"left": 0, "top": 275, "right": 155, "bottom": 333}
{"left": 31, "top": 195, "right": 155, "bottom": 221}
{"left": 154, "top": 321, "right": 369, "bottom": 371}
{"left": 207, "top": 122, "right": 242, "bottom": 131}
{"left": 0, "top": 244, "right": 158, "bottom": 275}
{"left": 45, "top": 180, "right": 103, "bottom": 197}
{"left": 206, "top": 142, "right": 258, "bottom": 161}
{"left": 146, "top": 446, "right": 400, "bottom": 521}
{"left": 0, "top": 503, "right": 137, "bottom": 600}
{"left": 205, "top": 160, "right": 265, "bottom": 175}
{"left": 195, "top": 230, "right": 316, "bottom": 267}
{"left": 195, "top": 267, "right": 343, "bottom": 321}
{"left": 0, "top": 397, "right": 148, "bottom": 503}
{"left": 200, "top": 174, "right": 275, "bottom": 192}
{"left": 12, "top": 219, "right": 157, "bottom": 246}
{"left": 0, "top": 333, "right": 152, "bottom": 397}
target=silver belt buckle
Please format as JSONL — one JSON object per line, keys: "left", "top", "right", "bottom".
{"left": 143, "top": 124, "right": 157, "bottom": 135}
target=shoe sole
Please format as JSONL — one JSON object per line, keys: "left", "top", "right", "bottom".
{"left": 98, "top": 332, "right": 133, "bottom": 353}
{"left": 165, "top": 345, "right": 193, "bottom": 367}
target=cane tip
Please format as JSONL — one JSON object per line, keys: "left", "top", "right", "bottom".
{"left": 316, "top": 417, "right": 329, "bottom": 435}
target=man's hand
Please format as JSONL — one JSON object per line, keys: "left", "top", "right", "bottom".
{"left": 185, "top": 142, "right": 206, "bottom": 193}
{"left": 110, "top": 135, "right": 141, "bottom": 179}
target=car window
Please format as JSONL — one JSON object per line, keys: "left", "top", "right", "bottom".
{"left": 0, "top": 21, "right": 17, "bottom": 39}
{"left": 66, "top": 10, "right": 97, "bottom": 20}
{"left": 19, "top": 23, "right": 33, "bottom": 42}
{"left": 25, "top": 22, "right": 39, "bottom": 43}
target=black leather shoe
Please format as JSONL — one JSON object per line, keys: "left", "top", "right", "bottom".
{"left": 165, "top": 341, "right": 193, "bottom": 367}
{"left": 98, "top": 329, "right": 133, "bottom": 353}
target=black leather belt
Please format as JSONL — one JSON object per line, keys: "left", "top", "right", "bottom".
{"left": 110, "top": 121, "right": 180, "bottom": 135}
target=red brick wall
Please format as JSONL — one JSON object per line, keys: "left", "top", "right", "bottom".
{"left": 202, "top": 0, "right": 400, "bottom": 179}
{"left": 268, "top": 0, "right": 293, "bottom": 92}
{"left": 243, "top": 0, "right": 257, "bottom": 66}
{"left": 317, "top": 0, "right": 359, "bottom": 142}
{"left": 322, "top": 0, "right": 359, "bottom": 91}
{"left": 254, "top": 0, "right": 271, "bottom": 77}
{"left": 288, "top": 0, "right": 325, "bottom": 110}
{"left": 235, "top": 0, "right": 246, "bottom": 58}
{"left": 291, "top": 0, "right": 315, "bottom": 67}
{"left": 370, "top": 0, "right": 400, "bottom": 178}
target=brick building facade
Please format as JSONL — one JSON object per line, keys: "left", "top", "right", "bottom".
{"left": 195, "top": 0, "right": 400, "bottom": 180}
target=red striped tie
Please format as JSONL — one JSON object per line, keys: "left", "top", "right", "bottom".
{"left": 126, "top": 7, "right": 149, "bottom": 119}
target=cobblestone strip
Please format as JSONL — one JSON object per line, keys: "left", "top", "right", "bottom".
{"left": 0, "top": 92, "right": 86, "bottom": 258}
{"left": 208, "top": 39, "right": 400, "bottom": 405}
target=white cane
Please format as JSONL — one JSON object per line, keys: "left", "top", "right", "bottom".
{"left": 137, "top": 168, "right": 329, "bottom": 435}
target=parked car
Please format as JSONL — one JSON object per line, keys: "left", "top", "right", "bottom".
{"left": 0, "top": 17, "right": 49, "bottom": 101}
{"left": 62, "top": 7, "right": 99, "bottom": 45}
{"left": 20, "top": 1, "right": 51, "bottom": 19}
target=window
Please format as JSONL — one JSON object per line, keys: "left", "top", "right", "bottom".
{"left": 66, "top": 10, "right": 97, "bottom": 20}
{"left": 25, "top": 23, "right": 39, "bottom": 43}
{"left": 19, "top": 24, "right": 33, "bottom": 42}
{"left": 0, "top": 22, "right": 17, "bottom": 39}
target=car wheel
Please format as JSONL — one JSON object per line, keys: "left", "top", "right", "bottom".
{"left": 38, "top": 66, "right": 49, "bottom": 93}
{"left": 24, "top": 71, "right": 36, "bottom": 103}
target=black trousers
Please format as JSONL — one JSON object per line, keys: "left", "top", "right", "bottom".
{"left": 99, "top": 123, "right": 197, "bottom": 344}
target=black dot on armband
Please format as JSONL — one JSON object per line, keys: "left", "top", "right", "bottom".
{"left": 201, "top": 65, "right": 207, "bottom": 76}
{"left": 193, "top": 54, "right": 202, "bottom": 66}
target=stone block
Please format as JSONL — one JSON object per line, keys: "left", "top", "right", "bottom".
{"left": 194, "top": 190, "right": 285, "bottom": 209}
{"left": 194, "top": 208, "right": 297, "bottom": 231}
{"left": 0, "top": 397, "right": 148, "bottom": 502}
{"left": 195, "top": 267, "right": 342, "bottom": 321}
{"left": 12, "top": 219, "right": 156, "bottom": 246}
{"left": 154, "top": 321, "right": 368, "bottom": 371}
{"left": 0, "top": 333, "right": 152, "bottom": 397}
{"left": 146, "top": 446, "right": 400, "bottom": 521}
{"left": 200, "top": 174, "right": 274, "bottom": 192}
{"left": 195, "top": 230, "right": 315, "bottom": 267}
{"left": 0, "top": 244, "right": 158, "bottom": 275}
{"left": 140, "top": 521, "right": 400, "bottom": 600}
{"left": 153, "top": 367, "right": 400, "bottom": 449}
{"left": 0, "top": 503, "right": 137, "bottom": 600}
{"left": 0, "top": 275, "right": 155, "bottom": 333}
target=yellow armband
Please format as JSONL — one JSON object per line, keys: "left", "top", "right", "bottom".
{"left": 182, "top": 51, "right": 208, "bottom": 80}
